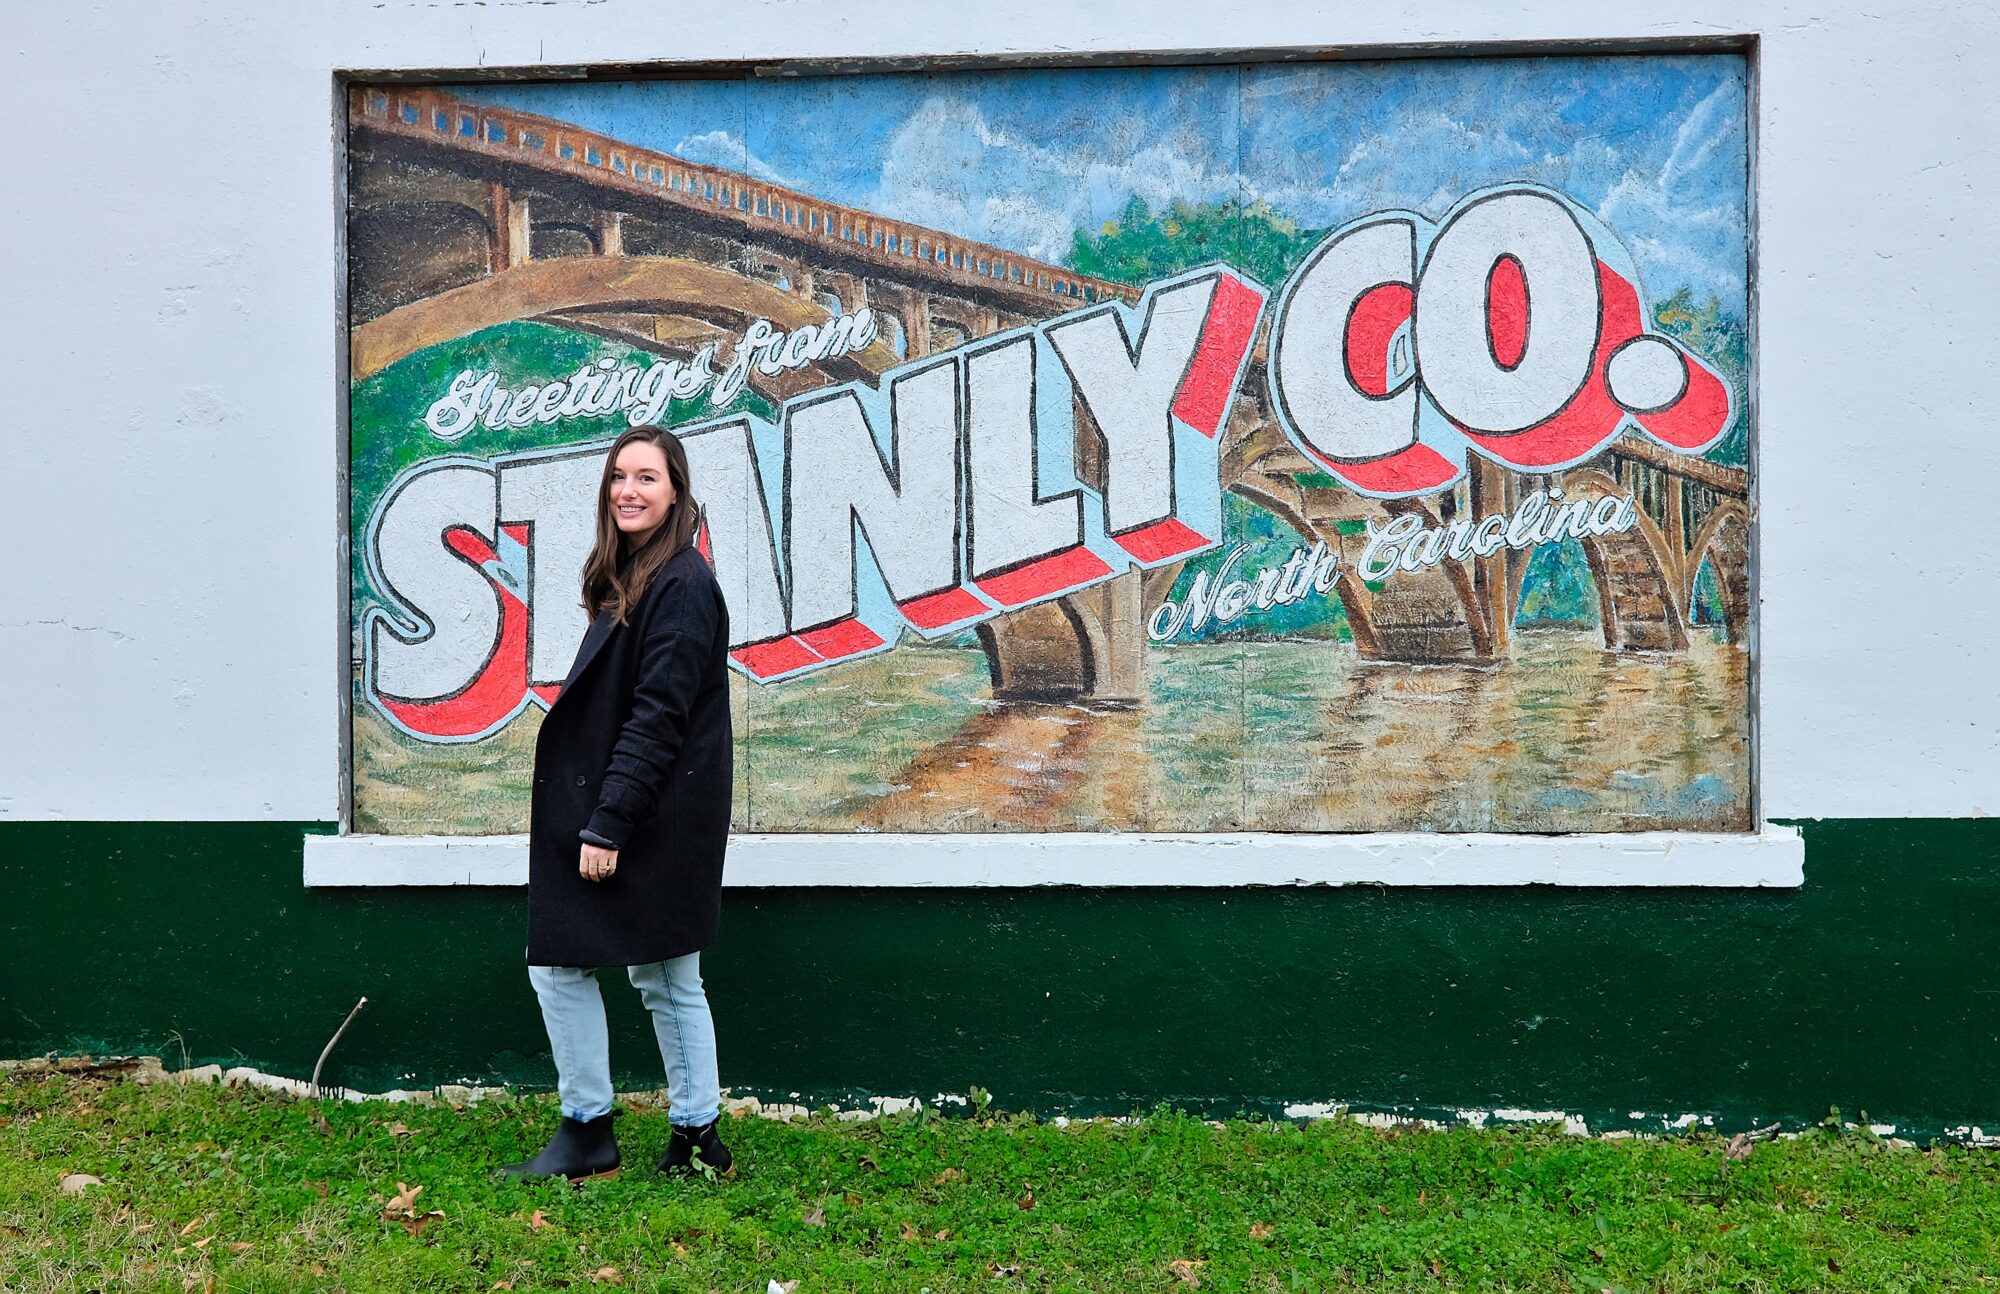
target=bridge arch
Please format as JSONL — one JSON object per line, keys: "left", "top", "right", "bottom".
{"left": 871, "top": 307, "right": 910, "bottom": 359}
{"left": 529, "top": 222, "right": 601, "bottom": 259}
{"left": 929, "top": 318, "right": 970, "bottom": 352}
{"left": 1683, "top": 498, "right": 1752, "bottom": 643}
{"left": 976, "top": 600, "right": 1097, "bottom": 701}
{"left": 348, "top": 200, "right": 491, "bottom": 320}
{"left": 1560, "top": 467, "right": 1690, "bottom": 653}
{"left": 1222, "top": 382, "right": 1502, "bottom": 664}
{"left": 349, "top": 255, "right": 901, "bottom": 381}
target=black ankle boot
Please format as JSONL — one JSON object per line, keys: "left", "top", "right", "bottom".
{"left": 499, "top": 1112, "right": 620, "bottom": 1182}
{"left": 658, "top": 1118, "right": 734, "bottom": 1177}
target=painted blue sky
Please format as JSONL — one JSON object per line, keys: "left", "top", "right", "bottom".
{"left": 461, "top": 54, "right": 1748, "bottom": 314}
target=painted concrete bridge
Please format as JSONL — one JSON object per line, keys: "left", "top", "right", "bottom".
{"left": 348, "top": 87, "right": 1749, "bottom": 704}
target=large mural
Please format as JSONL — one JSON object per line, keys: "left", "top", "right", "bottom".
{"left": 347, "top": 55, "right": 1754, "bottom": 839}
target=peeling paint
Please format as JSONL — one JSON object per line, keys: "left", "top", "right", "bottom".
{"left": 0, "top": 620, "right": 134, "bottom": 644}
{"left": 61, "top": 1056, "right": 1997, "bottom": 1146}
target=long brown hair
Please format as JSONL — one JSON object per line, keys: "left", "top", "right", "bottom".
{"left": 581, "top": 426, "right": 702, "bottom": 624}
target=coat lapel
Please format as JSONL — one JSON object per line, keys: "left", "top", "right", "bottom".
{"left": 553, "top": 609, "right": 621, "bottom": 707}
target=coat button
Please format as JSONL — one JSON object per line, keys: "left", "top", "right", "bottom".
{"left": 575, "top": 775, "right": 588, "bottom": 787}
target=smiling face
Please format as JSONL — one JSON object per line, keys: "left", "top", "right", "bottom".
{"left": 607, "top": 440, "right": 677, "bottom": 548}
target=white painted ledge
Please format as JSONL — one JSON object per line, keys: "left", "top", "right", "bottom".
{"left": 304, "top": 825, "right": 1804, "bottom": 888}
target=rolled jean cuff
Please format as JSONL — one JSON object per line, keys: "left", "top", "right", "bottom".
{"left": 527, "top": 964, "right": 617, "bottom": 1125}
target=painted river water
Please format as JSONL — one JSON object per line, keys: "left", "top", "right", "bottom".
{"left": 354, "top": 627, "right": 1749, "bottom": 835}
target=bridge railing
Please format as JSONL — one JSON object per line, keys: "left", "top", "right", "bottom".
{"left": 353, "top": 86, "right": 1139, "bottom": 309}
{"left": 1599, "top": 435, "right": 1748, "bottom": 577}
{"left": 1604, "top": 434, "right": 1747, "bottom": 499}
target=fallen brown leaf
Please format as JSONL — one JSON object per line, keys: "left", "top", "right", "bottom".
{"left": 303, "top": 1179, "right": 329, "bottom": 1199}
{"left": 670, "top": 1240, "right": 689, "bottom": 1258}
{"left": 395, "top": 1210, "right": 445, "bottom": 1236}
{"left": 58, "top": 1173, "right": 103, "bottom": 1194}
{"left": 1015, "top": 1186, "right": 1036, "bottom": 1210}
{"left": 591, "top": 1266, "right": 622, "bottom": 1285}
{"left": 380, "top": 1180, "right": 444, "bottom": 1235}
{"left": 1376, "top": 1203, "right": 1391, "bottom": 1215}
{"left": 528, "top": 1210, "right": 550, "bottom": 1231}
{"left": 1429, "top": 1258, "right": 1443, "bottom": 1276}
{"left": 1418, "top": 1190, "right": 1427, "bottom": 1206}
{"left": 843, "top": 1192, "right": 862, "bottom": 1207}
{"left": 194, "top": 1236, "right": 213, "bottom": 1249}
{"left": 933, "top": 1229, "right": 951, "bottom": 1241}
{"left": 490, "top": 1283, "right": 516, "bottom": 1291}
{"left": 132, "top": 1223, "right": 154, "bottom": 1235}
{"left": 802, "top": 1204, "right": 826, "bottom": 1226}
{"left": 387, "top": 1122, "right": 416, "bottom": 1138}
{"left": 228, "top": 1241, "right": 253, "bottom": 1253}
{"left": 113, "top": 1201, "right": 133, "bottom": 1224}
{"left": 183, "top": 1276, "right": 216, "bottom": 1294}
{"left": 934, "top": 1167, "right": 965, "bottom": 1185}
{"left": 901, "top": 1221, "right": 921, "bottom": 1241}
{"left": 1718, "top": 1223, "right": 1737, "bottom": 1233}
{"left": 988, "top": 1262, "right": 1020, "bottom": 1278}
{"left": 179, "top": 1216, "right": 204, "bottom": 1237}
{"left": 1170, "top": 1258, "right": 1206, "bottom": 1286}
{"left": 1249, "top": 1222, "right": 1273, "bottom": 1240}
{"left": 0, "top": 1224, "right": 22, "bottom": 1238}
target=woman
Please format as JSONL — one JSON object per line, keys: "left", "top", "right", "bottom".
{"left": 500, "top": 425, "right": 735, "bottom": 1182}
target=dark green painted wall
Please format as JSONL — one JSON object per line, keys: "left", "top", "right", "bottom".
{"left": 2, "top": 820, "right": 1993, "bottom": 1134}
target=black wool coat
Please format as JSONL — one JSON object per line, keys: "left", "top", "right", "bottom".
{"left": 527, "top": 545, "right": 733, "bottom": 967}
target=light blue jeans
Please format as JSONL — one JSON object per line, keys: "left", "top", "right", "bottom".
{"left": 527, "top": 955, "right": 721, "bottom": 1127}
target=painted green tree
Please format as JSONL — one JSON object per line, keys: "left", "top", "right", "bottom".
{"left": 1068, "top": 196, "right": 1323, "bottom": 293}
{"left": 1653, "top": 286, "right": 1750, "bottom": 467}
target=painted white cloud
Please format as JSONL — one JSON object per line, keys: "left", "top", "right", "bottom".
{"left": 1325, "top": 113, "right": 1542, "bottom": 214}
{"left": 1244, "top": 83, "right": 1749, "bottom": 307}
{"left": 1595, "top": 83, "right": 1748, "bottom": 301}
{"left": 671, "top": 128, "right": 800, "bottom": 189}
{"left": 866, "top": 96, "right": 1239, "bottom": 263}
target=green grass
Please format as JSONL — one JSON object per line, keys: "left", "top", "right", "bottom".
{"left": 4, "top": 1071, "right": 1997, "bottom": 1292}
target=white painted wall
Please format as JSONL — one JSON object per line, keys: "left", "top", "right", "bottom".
{"left": 2, "top": 1, "right": 1994, "bottom": 822}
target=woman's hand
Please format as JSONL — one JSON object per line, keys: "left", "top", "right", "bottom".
{"left": 580, "top": 841, "right": 619, "bottom": 882}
